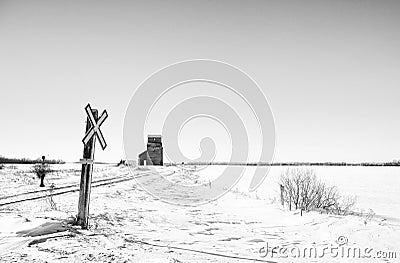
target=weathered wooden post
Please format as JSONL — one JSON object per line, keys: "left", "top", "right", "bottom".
{"left": 76, "top": 109, "right": 97, "bottom": 229}
{"left": 76, "top": 104, "right": 108, "bottom": 229}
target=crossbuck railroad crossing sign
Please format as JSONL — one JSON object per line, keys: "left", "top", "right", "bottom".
{"left": 82, "top": 103, "right": 108, "bottom": 150}
{"left": 77, "top": 103, "right": 108, "bottom": 229}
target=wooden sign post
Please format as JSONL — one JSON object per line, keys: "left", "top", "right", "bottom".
{"left": 76, "top": 104, "right": 108, "bottom": 229}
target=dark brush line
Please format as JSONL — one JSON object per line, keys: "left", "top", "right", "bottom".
{"left": 166, "top": 162, "right": 400, "bottom": 167}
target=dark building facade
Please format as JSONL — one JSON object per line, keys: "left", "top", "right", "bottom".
{"left": 138, "top": 135, "right": 163, "bottom": 166}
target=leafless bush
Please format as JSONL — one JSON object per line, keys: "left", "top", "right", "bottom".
{"left": 331, "top": 195, "right": 357, "bottom": 215}
{"left": 45, "top": 183, "right": 58, "bottom": 210}
{"left": 0, "top": 164, "right": 4, "bottom": 170}
{"left": 280, "top": 168, "right": 356, "bottom": 215}
{"left": 32, "top": 163, "right": 52, "bottom": 187}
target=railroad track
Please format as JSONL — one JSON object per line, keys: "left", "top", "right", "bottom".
{"left": 0, "top": 170, "right": 155, "bottom": 207}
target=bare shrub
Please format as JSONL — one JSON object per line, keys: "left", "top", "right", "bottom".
{"left": 32, "top": 163, "right": 52, "bottom": 187}
{"left": 331, "top": 195, "right": 357, "bottom": 215}
{"left": 280, "top": 168, "right": 356, "bottom": 215}
{"left": 45, "top": 183, "right": 57, "bottom": 210}
{"left": 0, "top": 164, "right": 4, "bottom": 170}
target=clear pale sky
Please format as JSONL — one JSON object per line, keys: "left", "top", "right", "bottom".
{"left": 1, "top": 0, "right": 399, "bottom": 163}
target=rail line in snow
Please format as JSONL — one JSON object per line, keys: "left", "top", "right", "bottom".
{"left": 0, "top": 170, "right": 155, "bottom": 207}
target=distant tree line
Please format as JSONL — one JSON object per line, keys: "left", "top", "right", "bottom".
{"left": 0, "top": 156, "right": 65, "bottom": 164}
{"left": 167, "top": 161, "right": 400, "bottom": 167}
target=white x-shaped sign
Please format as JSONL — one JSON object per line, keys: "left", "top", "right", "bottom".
{"left": 82, "top": 104, "right": 108, "bottom": 150}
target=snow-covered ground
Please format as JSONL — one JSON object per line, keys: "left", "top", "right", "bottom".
{"left": 0, "top": 164, "right": 399, "bottom": 262}
{"left": 195, "top": 165, "right": 400, "bottom": 219}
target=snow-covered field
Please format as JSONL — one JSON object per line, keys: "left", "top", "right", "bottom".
{"left": 0, "top": 164, "right": 399, "bottom": 262}
{"left": 199, "top": 165, "right": 400, "bottom": 219}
